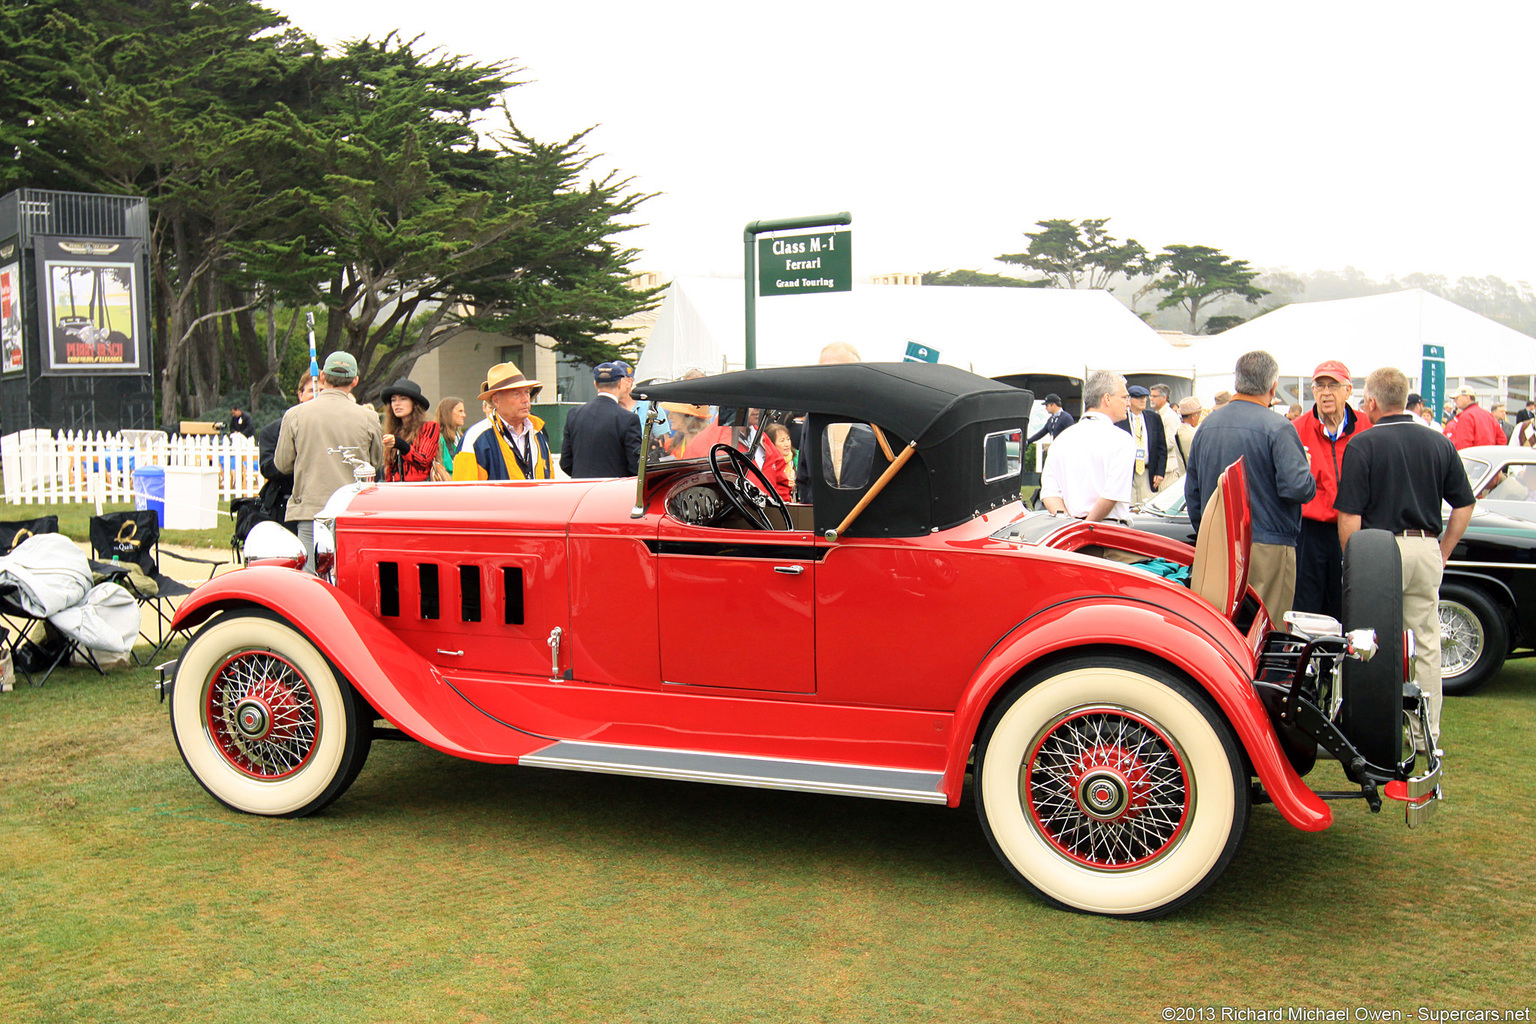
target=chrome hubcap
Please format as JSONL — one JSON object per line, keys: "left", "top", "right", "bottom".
{"left": 234, "top": 697, "right": 273, "bottom": 740}
{"left": 1077, "top": 769, "right": 1132, "bottom": 821}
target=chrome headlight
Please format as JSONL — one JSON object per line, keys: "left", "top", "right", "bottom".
{"left": 311, "top": 482, "right": 364, "bottom": 583}
{"left": 312, "top": 519, "right": 336, "bottom": 582}
{"left": 243, "top": 521, "right": 307, "bottom": 570}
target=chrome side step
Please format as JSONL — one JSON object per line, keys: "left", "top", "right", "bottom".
{"left": 519, "top": 741, "right": 948, "bottom": 804}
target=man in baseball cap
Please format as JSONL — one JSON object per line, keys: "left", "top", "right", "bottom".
{"left": 1292, "top": 359, "right": 1369, "bottom": 620}
{"left": 273, "top": 349, "right": 383, "bottom": 570}
{"left": 1116, "top": 384, "right": 1166, "bottom": 502}
{"left": 1446, "top": 384, "right": 1504, "bottom": 450}
{"left": 1026, "top": 393, "right": 1075, "bottom": 451}
{"left": 561, "top": 360, "right": 641, "bottom": 478}
{"left": 472, "top": 361, "right": 553, "bottom": 480}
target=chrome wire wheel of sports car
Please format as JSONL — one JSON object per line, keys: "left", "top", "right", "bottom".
{"left": 1439, "top": 600, "right": 1484, "bottom": 679}
{"left": 975, "top": 657, "right": 1249, "bottom": 918}
{"left": 1437, "top": 582, "right": 1508, "bottom": 696}
{"left": 172, "top": 610, "right": 372, "bottom": 816}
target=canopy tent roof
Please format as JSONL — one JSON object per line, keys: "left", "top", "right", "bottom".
{"left": 1188, "top": 289, "right": 1536, "bottom": 396}
{"left": 635, "top": 276, "right": 1196, "bottom": 383}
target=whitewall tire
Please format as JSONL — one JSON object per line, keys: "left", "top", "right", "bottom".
{"left": 975, "top": 657, "right": 1249, "bottom": 918}
{"left": 171, "top": 610, "right": 372, "bottom": 816}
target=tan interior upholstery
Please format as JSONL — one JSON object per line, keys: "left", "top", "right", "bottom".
{"left": 1188, "top": 458, "right": 1252, "bottom": 621}
{"left": 1191, "top": 480, "right": 1231, "bottom": 613}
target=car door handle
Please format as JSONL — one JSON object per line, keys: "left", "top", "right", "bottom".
{"left": 773, "top": 565, "right": 805, "bottom": 575}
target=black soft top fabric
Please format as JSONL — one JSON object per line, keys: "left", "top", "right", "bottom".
{"left": 635, "top": 362, "right": 1029, "bottom": 447}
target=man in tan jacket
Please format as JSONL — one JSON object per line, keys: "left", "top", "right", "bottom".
{"left": 274, "top": 351, "right": 384, "bottom": 571}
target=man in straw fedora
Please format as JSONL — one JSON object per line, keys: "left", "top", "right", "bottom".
{"left": 471, "top": 361, "right": 554, "bottom": 480}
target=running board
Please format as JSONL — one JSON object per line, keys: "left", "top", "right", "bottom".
{"left": 518, "top": 741, "right": 949, "bottom": 804}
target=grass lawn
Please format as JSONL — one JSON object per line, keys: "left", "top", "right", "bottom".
{"left": 2, "top": 645, "right": 1533, "bottom": 1022}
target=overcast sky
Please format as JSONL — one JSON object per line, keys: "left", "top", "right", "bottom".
{"left": 264, "top": 0, "right": 1535, "bottom": 288}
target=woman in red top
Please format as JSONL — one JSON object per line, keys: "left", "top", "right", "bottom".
{"left": 381, "top": 379, "right": 441, "bottom": 482}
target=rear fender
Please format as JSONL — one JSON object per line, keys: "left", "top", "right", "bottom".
{"left": 947, "top": 597, "right": 1332, "bottom": 832}
{"left": 1440, "top": 569, "right": 1517, "bottom": 612}
{"left": 171, "top": 567, "right": 546, "bottom": 762}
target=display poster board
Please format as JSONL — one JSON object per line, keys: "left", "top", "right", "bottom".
{"left": 1, "top": 243, "right": 21, "bottom": 375}
{"left": 33, "top": 235, "right": 146, "bottom": 374}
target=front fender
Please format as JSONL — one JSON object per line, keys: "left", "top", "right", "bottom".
{"left": 171, "top": 567, "right": 547, "bottom": 763}
{"left": 945, "top": 597, "right": 1332, "bottom": 832}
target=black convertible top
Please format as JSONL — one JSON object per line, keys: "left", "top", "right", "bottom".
{"left": 635, "top": 362, "right": 1029, "bottom": 447}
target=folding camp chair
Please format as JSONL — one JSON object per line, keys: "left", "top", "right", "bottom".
{"left": 89, "top": 510, "right": 227, "bottom": 661}
{"left": 0, "top": 520, "right": 104, "bottom": 686}
{"left": 0, "top": 587, "right": 75, "bottom": 686}
{"left": 0, "top": 515, "right": 61, "bottom": 555}
{"left": 1, "top": 517, "right": 63, "bottom": 684}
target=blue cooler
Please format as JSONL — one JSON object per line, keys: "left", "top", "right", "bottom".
{"left": 132, "top": 465, "right": 165, "bottom": 528}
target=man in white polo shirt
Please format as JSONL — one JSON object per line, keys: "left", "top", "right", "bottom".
{"left": 1040, "top": 369, "right": 1135, "bottom": 524}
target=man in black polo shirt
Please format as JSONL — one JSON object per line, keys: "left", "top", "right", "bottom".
{"left": 1335, "top": 366, "right": 1475, "bottom": 747}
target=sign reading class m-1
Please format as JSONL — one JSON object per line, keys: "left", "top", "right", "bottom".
{"left": 758, "top": 230, "right": 851, "bottom": 296}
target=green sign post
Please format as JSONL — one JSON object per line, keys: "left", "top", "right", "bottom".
{"left": 1422, "top": 343, "right": 1446, "bottom": 424}
{"left": 743, "top": 212, "right": 851, "bottom": 369}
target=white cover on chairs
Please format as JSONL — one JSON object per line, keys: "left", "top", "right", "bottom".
{"left": 0, "top": 534, "right": 142, "bottom": 655}
{"left": 49, "top": 583, "right": 142, "bottom": 655}
{"left": 0, "top": 533, "right": 90, "bottom": 615}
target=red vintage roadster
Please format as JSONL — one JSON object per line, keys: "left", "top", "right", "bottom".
{"left": 165, "top": 363, "right": 1441, "bottom": 918}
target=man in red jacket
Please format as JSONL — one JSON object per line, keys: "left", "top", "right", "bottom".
{"left": 1447, "top": 385, "right": 1505, "bottom": 450}
{"left": 1293, "top": 360, "right": 1370, "bottom": 621}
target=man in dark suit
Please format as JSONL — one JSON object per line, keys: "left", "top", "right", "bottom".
{"left": 1117, "top": 384, "right": 1166, "bottom": 503}
{"left": 561, "top": 361, "right": 641, "bottom": 478}
{"left": 1026, "top": 393, "right": 1075, "bottom": 445}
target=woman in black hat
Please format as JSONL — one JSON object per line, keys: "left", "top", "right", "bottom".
{"left": 381, "top": 379, "right": 441, "bottom": 482}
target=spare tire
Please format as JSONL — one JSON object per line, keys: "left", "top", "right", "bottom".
{"left": 1341, "top": 529, "right": 1405, "bottom": 769}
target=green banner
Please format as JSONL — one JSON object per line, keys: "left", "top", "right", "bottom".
{"left": 1422, "top": 343, "right": 1446, "bottom": 424}
{"left": 757, "top": 231, "right": 851, "bottom": 296}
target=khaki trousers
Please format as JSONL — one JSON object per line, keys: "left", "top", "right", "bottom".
{"left": 1399, "top": 535, "right": 1445, "bottom": 742}
{"left": 1132, "top": 469, "right": 1154, "bottom": 504}
{"left": 1249, "top": 542, "right": 1296, "bottom": 623}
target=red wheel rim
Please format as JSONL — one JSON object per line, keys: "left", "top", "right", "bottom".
{"left": 205, "top": 650, "right": 320, "bottom": 780}
{"left": 1023, "top": 706, "right": 1191, "bottom": 870}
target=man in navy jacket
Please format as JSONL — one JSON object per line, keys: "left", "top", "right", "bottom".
{"left": 1187, "top": 351, "right": 1316, "bottom": 621}
{"left": 561, "top": 361, "right": 642, "bottom": 478}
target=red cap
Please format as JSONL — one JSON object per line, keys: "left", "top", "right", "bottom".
{"left": 1312, "top": 359, "right": 1350, "bottom": 382}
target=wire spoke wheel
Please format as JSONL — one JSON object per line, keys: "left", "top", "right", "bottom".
{"left": 1438, "top": 599, "right": 1484, "bottom": 678}
{"left": 976, "top": 659, "right": 1247, "bottom": 918}
{"left": 1026, "top": 707, "right": 1190, "bottom": 869}
{"left": 207, "top": 651, "right": 319, "bottom": 779}
{"left": 172, "top": 610, "right": 372, "bottom": 817}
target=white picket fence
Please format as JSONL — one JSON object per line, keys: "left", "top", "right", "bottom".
{"left": 1, "top": 428, "right": 264, "bottom": 511}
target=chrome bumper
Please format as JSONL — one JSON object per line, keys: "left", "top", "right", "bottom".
{"left": 1384, "top": 688, "right": 1442, "bottom": 828}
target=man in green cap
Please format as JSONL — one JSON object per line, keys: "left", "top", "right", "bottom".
{"left": 274, "top": 351, "right": 383, "bottom": 571}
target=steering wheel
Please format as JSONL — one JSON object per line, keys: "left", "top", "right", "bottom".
{"left": 709, "top": 443, "right": 793, "bottom": 531}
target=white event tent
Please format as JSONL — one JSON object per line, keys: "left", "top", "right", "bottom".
{"left": 1188, "top": 289, "right": 1536, "bottom": 405}
{"left": 635, "top": 277, "right": 1195, "bottom": 391}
